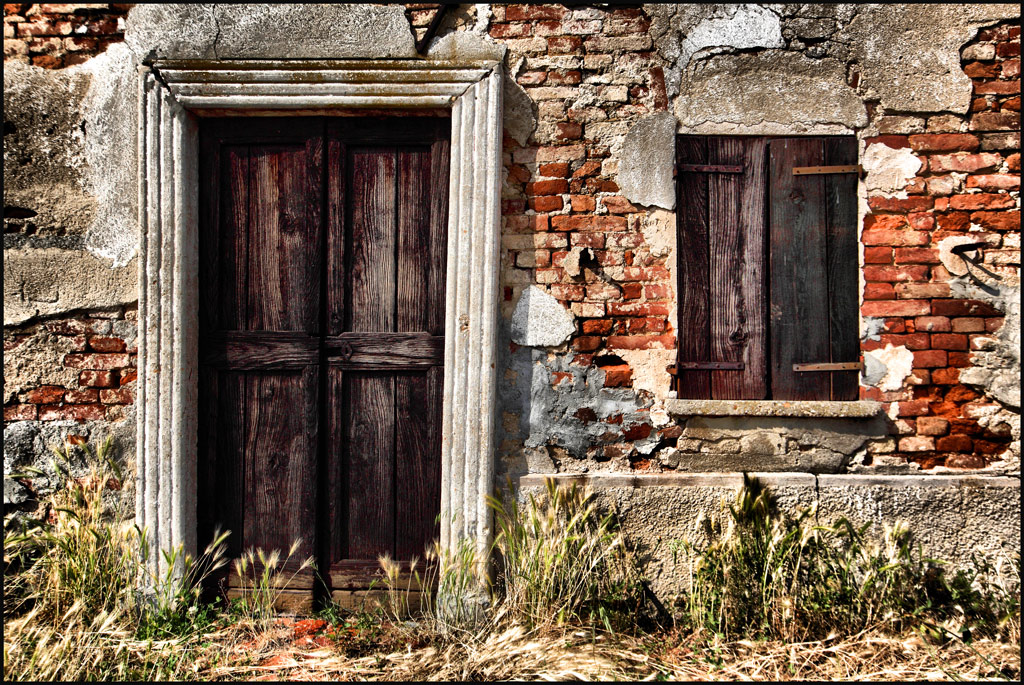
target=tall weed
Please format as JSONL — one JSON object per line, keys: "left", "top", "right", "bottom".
{"left": 675, "top": 475, "right": 1021, "bottom": 642}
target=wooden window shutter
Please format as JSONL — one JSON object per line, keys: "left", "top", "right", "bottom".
{"left": 676, "top": 136, "right": 768, "bottom": 400}
{"left": 768, "top": 137, "right": 859, "bottom": 400}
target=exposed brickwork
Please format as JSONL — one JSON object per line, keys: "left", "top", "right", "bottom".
{"left": 861, "top": 20, "right": 1020, "bottom": 469}
{"left": 3, "top": 307, "right": 137, "bottom": 423}
{"left": 3, "top": 3, "right": 130, "bottom": 67}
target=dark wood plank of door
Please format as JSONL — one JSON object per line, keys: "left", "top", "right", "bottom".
{"left": 768, "top": 138, "right": 830, "bottom": 401}
{"left": 197, "top": 120, "right": 323, "bottom": 568}
{"left": 675, "top": 136, "right": 711, "bottom": 398}
{"left": 324, "top": 120, "right": 448, "bottom": 589}
{"left": 708, "top": 137, "right": 767, "bottom": 400}
{"left": 823, "top": 137, "right": 860, "bottom": 400}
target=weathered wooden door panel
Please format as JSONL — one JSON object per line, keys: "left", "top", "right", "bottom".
{"left": 324, "top": 123, "right": 448, "bottom": 591}
{"left": 199, "top": 117, "right": 448, "bottom": 605}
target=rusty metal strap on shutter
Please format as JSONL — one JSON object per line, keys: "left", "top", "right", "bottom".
{"left": 792, "top": 362, "right": 863, "bottom": 372}
{"left": 668, "top": 361, "right": 745, "bottom": 374}
{"left": 678, "top": 164, "right": 744, "bottom": 174}
{"left": 792, "top": 165, "right": 862, "bottom": 175}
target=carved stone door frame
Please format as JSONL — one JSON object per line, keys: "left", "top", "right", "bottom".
{"left": 135, "top": 60, "right": 503, "bottom": 576}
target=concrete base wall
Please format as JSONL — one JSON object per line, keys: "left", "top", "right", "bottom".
{"left": 519, "top": 473, "right": 1021, "bottom": 600}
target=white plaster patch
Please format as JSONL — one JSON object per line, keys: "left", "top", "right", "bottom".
{"left": 511, "top": 286, "right": 576, "bottom": 347}
{"left": 680, "top": 5, "right": 784, "bottom": 67}
{"left": 862, "top": 143, "right": 922, "bottom": 199}
{"left": 641, "top": 209, "right": 675, "bottom": 258}
{"left": 937, "top": 235, "right": 982, "bottom": 277}
{"left": 615, "top": 349, "right": 676, "bottom": 398}
{"left": 863, "top": 344, "right": 915, "bottom": 392}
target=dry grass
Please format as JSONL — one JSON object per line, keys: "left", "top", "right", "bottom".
{"left": 195, "top": 620, "right": 1020, "bottom": 681}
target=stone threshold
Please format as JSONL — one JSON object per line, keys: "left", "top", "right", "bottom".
{"left": 519, "top": 472, "right": 1020, "bottom": 489}
{"left": 664, "top": 399, "right": 883, "bottom": 418}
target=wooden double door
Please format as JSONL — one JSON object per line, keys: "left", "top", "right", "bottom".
{"left": 197, "top": 117, "right": 449, "bottom": 606}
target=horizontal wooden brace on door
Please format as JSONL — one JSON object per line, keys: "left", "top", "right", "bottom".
{"left": 677, "top": 164, "right": 744, "bottom": 174}
{"left": 792, "top": 165, "right": 863, "bottom": 176}
{"left": 669, "top": 361, "right": 745, "bottom": 373}
{"left": 792, "top": 362, "right": 863, "bottom": 372}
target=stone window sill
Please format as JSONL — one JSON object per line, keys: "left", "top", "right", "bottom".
{"left": 663, "top": 399, "right": 882, "bottom": 419}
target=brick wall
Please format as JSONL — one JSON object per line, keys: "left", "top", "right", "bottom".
{"left": 3, "top": 3, "right": 130, "bottom": 67}
{"left": 4, "top": 307, "right": 137, "bottom": 423}
{"left": 861, "top": 21, "right": 1020, "bottom": 468}
{"left": 3, "top": 4, "right": 1020, "bottom": 473}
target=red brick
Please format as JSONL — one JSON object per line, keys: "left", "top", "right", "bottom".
{"left": 949, "top": 193, "right": 1016, "bottom": 210}
{"left": 100, "top": 388, "right": 132, "bottom": 405}
{"left": 970, "top": 111, "right": 1020, "bottom": 130}
{"left": 936, "top": 434, "right": 973, "bottom": 452}
{"left": 867, "top": 196, "right": 934, "bottom": 213}
{"left": 864, "top": 283, "right": 894, "bottom": 300}
{"left": 581, "top": 319, "right": 612, "bottom": 335}
{"left": 526, "top": 179, "right": 568, "bottom": 196}
{"left": 538, "top": 162, "right": 569, "bottom": 178}
{"left": 984, "top": 317, "right": 1005, "bottom": 332}
{"left": 863, "top": 265, "right": 930, "bottom": 282}
{"left": 899, "top": 436, "right": 935, "bottom": 452}
{"left": 550, "top": 215, "right": 627, "bottom": 232}
{"left": 913, "top": 349, "right": 948, "bottom": 368}
{"left": 975, "top": 79, "right": 1020, "bottom": 95}
{"left": 931, "top": 367, "right": 961, "bottom": 384}
{"left": 25, "top": 386, "right": 66, "bottom": 404}
{"left": 547, "top": 35, "right": 582, "bottom": 54}
{"left": 64, "top": 388, "right": 99, "bottom": 404}
{"left": 87, "top": 336, "right": 126, "bottom": 353}
{"left": 607, "top": 302, "right": 672, "bottom": 317}
{"left": 63, "top": 353, "right": 130, "bottom": 369}
{"left": 605, "top": 334, "right": 675, "bottom": 350}
{"left": 881, "top": 333, "right": 930, "bottom": 350}
{"left": 897, "top": 400, "right": 931, "bottom": 417}
{"left": 928, "top": 152, "right": 1001, "bottom": 172}
{"left": 569, "top": 195, "right": 596, "bottom": 212}
{"left": 864, "top": 246, "right": 893, "bottom": 264}
{"left": 864, "top": 214, "right": 908, "bottom": 230}
{"left": 931, "top": 333, "right": 968, "bottom": 350}
{"left": 948, "top": 351, "right": 972, "bottom": 367}
{"left": 549, "top": 284, "right": 585, "bottom": 301}
{"left": 555, "top": 122, "right": 582, "bottom": 140}
{"left": 528, "top": 196, "right": 563, "bottom": 212}
{"left": 861, "top": 300, "right": 931, "bottom": 317}
{"left": 931, "top": 299, "right": 1002, "bottom": 316}
{"left": 505, "top": 214, "right": 549, "bottom": 233}
{"left": 965, "top": 174, "right": 1020, "bottom": 191}
{"left": 893, "top": 247, "right": 940, "bottom": 264}
{"left": 865, "top": 134, "right": 910, "bottom": 149}
{"left": 505, "top": 5, "right": 566, "bottom": 21}
{"left": 915, "top": 316, "right": 951, "bottom": 332}
{"left": 602, "top": 364, "right": 632, "bottom": 387}
{"left": 861, "top": 229, "right": 930, "bottom": 246}
{"left": 970, "top": 210, "right": 1019, "bottom": 231}
{"left": 895, "top": 283, "right": 951, "bottom": 299}
{"left": 600, "top": 196, "right": 637, "bottom": 214}
{"left": 951, "top": 317, "right": 985, "bottom": 333}
{"left": 4, "top": 404, "right": 37, "bottom": 421}
{"left": 621, "top": 282, "right": 642, "bottom": 299}
{"left": 78, "top": 369, "right": 117, "bottom": 387}
{"left": 573, "top": 336, "right": 601, "bottom": 352}
{"left": 908, "top": 133, "right": 980, "bottom": 152}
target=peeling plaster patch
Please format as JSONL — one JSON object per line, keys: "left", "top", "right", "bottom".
{"left": 503, "top": 74, "right": 537, "bottom": 147}
{"left": 839, "top": 4, "right": 1021, "bottom": 113}
{"left": 938, "top": 235, "right": 984, "bottom": 278}
{"left": 950, "top": 279, "right": 1020, "bottom": 410}
{"left": 2, "top": 329, "right": 81, "bottom": 402}
{"left": 679, "top": 5, "right": 784, "bottom": 68}
{"left": 3, "top": 248, "right": 138, "bottom": 326}
{"left": 426, "top": 31, "right": 506, "bottom": 62}
{"left": 640, "top": 209, "right": 675, "bottom": 258}
{"left": 618, "top": 112, "right": 676, "bottom": 210}
{"left": 863, "top": 344, "right": 915, "bottom": 392}
{"left": 862, "top": 143, "right": 922, "bottom": 198}
{"left": 675, "top": 51, "right": 866, "bottom": 133}
{"left": 615, "top": 349, "right": 676, "bottom": 398}
{"left": 511, "top": 286, "right": 575, "bottom": 347}
{"left": 861, "top": 317, "right": 885, "bottom": 342}
{"left": 78, "top": 44, "right": 140, "bottom": 266}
